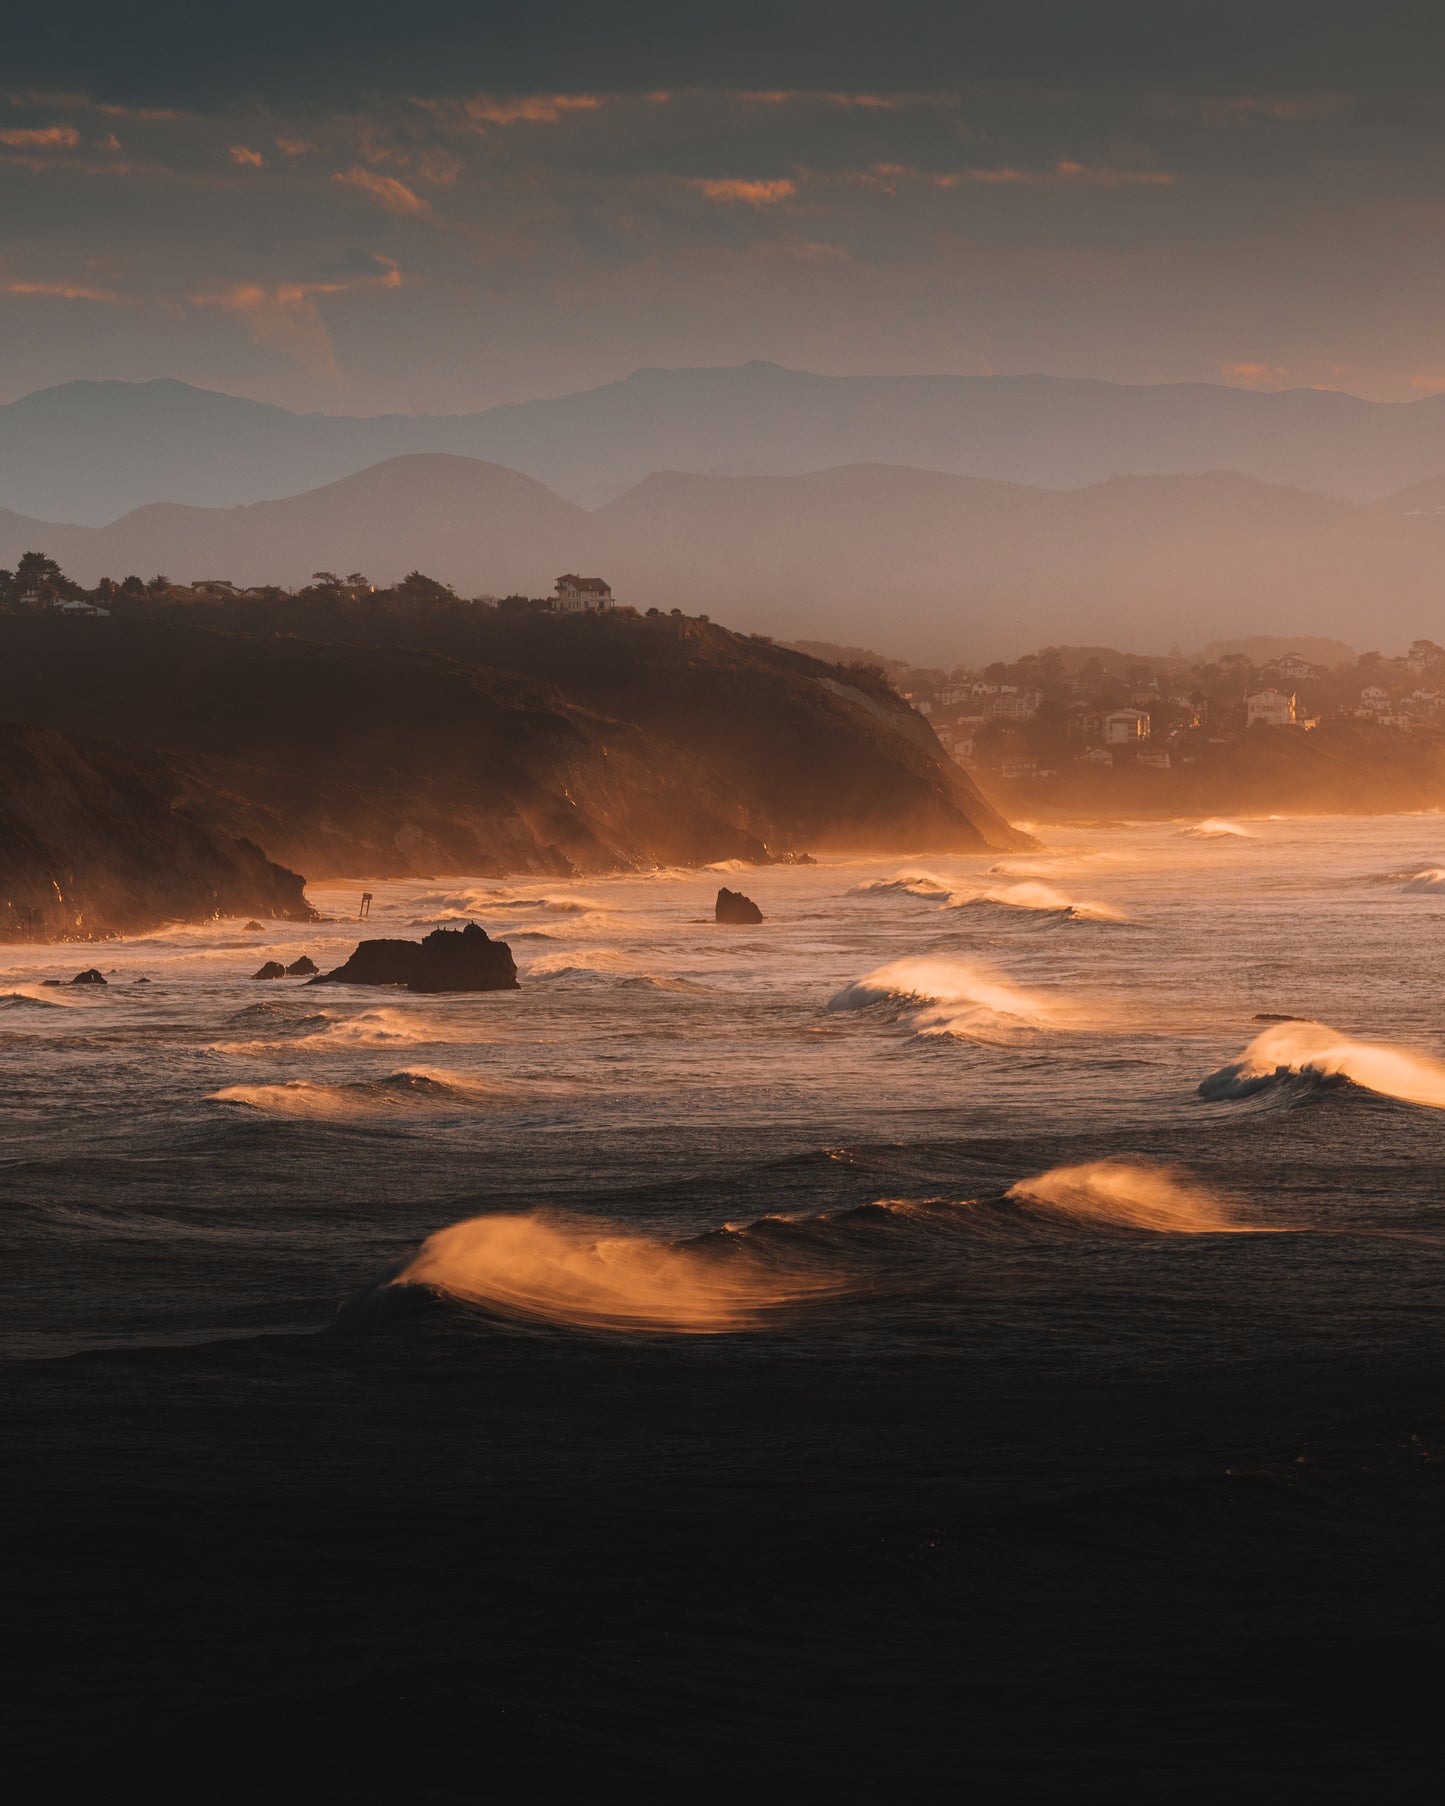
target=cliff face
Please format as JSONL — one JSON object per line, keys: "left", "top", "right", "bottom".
{"left": 0, "top": 722, "right": 314, "bottom": 942}
{"left": 0, "top": 614, "right": 1028, "bottom": 896}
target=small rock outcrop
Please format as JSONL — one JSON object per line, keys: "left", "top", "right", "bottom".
{"left": 242, "top": 921, "right": 264, "bottom": 932}
{"left": 313, "top": 922, "right": 519, "bottom": 994}
{"left": 285, "top": 955, "right": 319, "bottom": 977}
{"left": 70, "top": 968, "right": 108, "bottom": 985}
{"left": 715, "top": 887, "right": 764, "bottom": 924}
{"left": 252, "top": 961, "right": 287, "bottom": 980}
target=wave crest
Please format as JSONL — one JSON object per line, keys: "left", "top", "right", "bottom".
{"left": 388, "top": 1211, "right": 842, "bottom": 1333}
{"left": 1006, "top": 1161, "right": 1241, "bottom": 1233}
{"left": 1200, "top": 1019, "right": 1445, "bottom": 1109}
{"left": 208, "top": 1067, "right": 517, "bottom": 1118}
{"left": 827, "top": 957, "right": 1064, "bottom": 1038}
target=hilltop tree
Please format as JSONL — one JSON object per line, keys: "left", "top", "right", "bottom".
{"left": 396, "top": 570, "right": 453, "bottom": 604}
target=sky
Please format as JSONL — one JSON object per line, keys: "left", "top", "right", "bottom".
{"left": 7, "top": 2, "right": 1445, "bottom": 413}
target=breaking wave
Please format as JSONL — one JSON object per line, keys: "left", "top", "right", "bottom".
{"left": 208, "top": 1067, "right": 518, "bottom": 1118}
{"left": 354, "top": 1159, "right": 1258, "bottom": 1336}
{"left": 827, "top": 957, "right": 1066, "bottom": 1038}
{"left": 1200, "top": 1020, "right": 1445, "bottom": 1109}
{"left": 848, "top": 869, "right": 955, "bottom": 900}
{"left": 944, "top": 881, "right": 1124, "bottom": 923}
{"left": 1401, "top": 867, "right": 1445, "bottom": 894}
{"left": 1005, "top": 1161, "right": 1245, "bottom": 1233}
{"left": 0, "top": 988, "right": 77, "bottom": 1010}
{"left": 382, "top": 1210, "right": 844, "bottom": 1333}
{"left": 1179, "top": 817, "right": 1252, "bottom": 840}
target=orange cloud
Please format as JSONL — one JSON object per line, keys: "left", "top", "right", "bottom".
{"left": 333, "top": 165, "right": 432, "bottom": 216}
{"left": 460, "top": 94, "right": 603, "bottom": 126}
{"left": 690, "top": 178, "right": 797, "bottom": 206}
{"left": 276, "top": 137, "right": 318, "bottom": 157}
{"left": 1221, "top": 361, "right": 1288, "bottom": 387}
{"left": 0, "top": 124, "right": 79, "bottom": 148}
{"left": 4, "top": 278, "right": 122, "bottom": 303}
{"left": 229, "top": 144, "right": 264, "bottom": 167}
{"left": 190, "top": 258, "right": 402, "bottom": 375}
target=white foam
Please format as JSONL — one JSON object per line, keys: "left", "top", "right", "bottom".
{"left": 1201, "top": 1019, "right": 1445, "bottom": 1109}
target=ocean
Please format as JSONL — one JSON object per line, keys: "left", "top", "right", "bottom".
{"left": 5, "top": 816, "right": 1444, "bottom": 1795}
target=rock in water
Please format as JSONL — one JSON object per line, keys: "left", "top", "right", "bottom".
{"left": 314, "top": 922, "right": 518, "bottom": 993}
{"left": 242, "top": 921, "right": 264, "bottom": 932}
{"left": 70, "top": 968, "right": 108, "bottom": 985}
{"left": 252, "top": 961, "right": 287, "bottom": 980}
{"left": 285, "top": 955, "right": 319, "bottom": 977}
{"left": 715, "top": 887, "right": 763, "bottom": 924}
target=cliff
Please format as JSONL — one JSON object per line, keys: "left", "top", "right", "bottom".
{"left": 0, "top": 612, "right": 1028, "bottom": 887}
{"left": 0, "top": 722, "right": 314, "bottom": 942}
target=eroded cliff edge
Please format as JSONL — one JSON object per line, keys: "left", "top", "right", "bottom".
{"left": 0, "top": 611, "right": 1029, "bottom": 937}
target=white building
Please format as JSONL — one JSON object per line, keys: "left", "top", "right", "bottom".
{"left": 553, "top": 574, "right": 614, "bottom": 612}
{"left": 1104, "top": 708, "right": 1150, "bottom": 744}
{"left": 1247, "top": 688, "right": 1297, "bottom": 727}
{"left": 50, "top": 599, "right": 110, "bottom": 618}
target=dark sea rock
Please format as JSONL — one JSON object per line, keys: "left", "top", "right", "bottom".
{"left": 242, "top": 920, "right": 264, "bottom": 932}
{"left": 715, "top": 887, "right": 764, "bottom": 924}
{"left": 313, "top": 922, "right": 518, "bottom": 993}
{"left": 252, "top": 961, "right": 287, "bottom": 980}
{"left": 70, "top": 968, "right": 107, "bottom": 985}
{"left": 285, "top": 955, "right": 319, "bottom": 977}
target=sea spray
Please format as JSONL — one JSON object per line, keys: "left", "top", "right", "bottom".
{"left": 1005, "top": 1161, "right": 1243, "bottom": 1233}
{"left": 827, "top": 957, "right": 1068, "bottom": 1038}
{"left": 1201, "top": 1020, "right": 1445, "bottom": 1109}
{"left": 390, "top": 1210, "right": 843, "bottom": 1333}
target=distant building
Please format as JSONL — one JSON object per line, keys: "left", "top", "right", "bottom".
{"left": 553, "top": 574, "right": 614, "bottom": 612}
{"left": 50, "top": 598, "right": 109, "bottom": 618}
{"left": 936, "top": 684, "right": 969, "bottom": 707}
{"left": 1079, "top": 747, "right": 1114, "bottom": 768}
{"left": 1104, "top": 708, "right": 1150, "bottom": 744}
{"left": 999, "top": 755, "right": 1038, "bottom": 780}
{"left": 1247, "top": 688, "right": 1297, "bottom": 727}
{"left": 986, "top": 688, "right": 1042, "bottom": 720}
{"left": 1275, "top": 653, "right": 1320, "bottom": 682}
{"left": 1137, "top": 749, "right": 1172, "bottom": 769}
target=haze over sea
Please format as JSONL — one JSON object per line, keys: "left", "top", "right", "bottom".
{"left": 7, "top": 813, "right": 1445, "bottom": 1790}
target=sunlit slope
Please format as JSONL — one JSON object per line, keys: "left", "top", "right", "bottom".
{"left": 0, "top": 612, "right": 1027, "bottom": 879}
{"left": 0, "top": 721, "right": 312, "bottom": 940}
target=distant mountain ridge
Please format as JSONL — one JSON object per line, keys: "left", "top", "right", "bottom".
{"left": 13, "top": 362, "right": 1445, "bottom": 525}
{"left": 4, "top": 453, "right": 1445, "bottom": 662}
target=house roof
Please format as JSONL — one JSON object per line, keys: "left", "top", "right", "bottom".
{"left": 556, "top": 574, "right": 611, "bottom": 593}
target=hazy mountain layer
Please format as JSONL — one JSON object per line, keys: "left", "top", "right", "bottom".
{"left": 7, "top": 454, "right": 1445, "bottom": 662}
{"left": 0, "top": 614, "right": 1026, "bottom": 895}
{"left": 12, "top": 364, "right": 1445, "bottom": 526}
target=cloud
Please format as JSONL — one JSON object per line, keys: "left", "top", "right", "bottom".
{"left": 189, "top": 257, "right": 403, "bottom": 375}
{"left": 333, "top": 164, "right": 432, "bottom": 216}
{"left": 689, "top": 177, "right": 796, "bottom": 205}
{"left": 457, "top": 93, "right": 604, "bottom": 127}
{"left": 0, "top": 124, "right": 78, "bottom": 147}
{"left": 276, "top": 136, "right": 318, "bottom": 156}
{"left": 4, "top": 278, "right": 123, "bottom": 303}
{"left": 1221, "top": 360, "right": 1288, "bottom": 387}
{"left": 228, "top": 143, "right": 264, "bottom": 166}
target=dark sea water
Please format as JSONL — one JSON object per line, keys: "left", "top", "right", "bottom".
{"left": 5, "top": 819, "right": 1444, "bottom": 1797}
